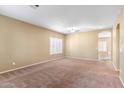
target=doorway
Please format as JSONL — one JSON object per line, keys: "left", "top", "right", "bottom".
{"left": 98, "top": 31, "right": 112, "bottom": 61}
{"left": 116, "top": 24, "right": 120, "bottom": 70}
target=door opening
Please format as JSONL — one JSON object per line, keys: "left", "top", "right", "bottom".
{"left": 116, "top": 24, "right": 120, "bottom": 70}
{"left": 98, "top": 31, "right": 112, "bottom": 61}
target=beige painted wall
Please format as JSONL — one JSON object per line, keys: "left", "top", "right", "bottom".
{"left": 120, "top": 14, "right": 124, "bottom": 84}
{"left": 112, "top": 15, "right": 121, "bottom": 70}
{"left": 112, "top": 6, "right": 124, "bottom": 84}
{"left": 119, "top": 7, "right": 124, "bottom": 84}
{"left": 65, "top": 29, "right": 112, "bottom": 60}
{"left": 0, "top": 15, "right": 65, "bottom": 72}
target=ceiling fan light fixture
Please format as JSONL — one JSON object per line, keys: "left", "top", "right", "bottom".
{"left": 30, "top": 5, "right": 39, "bottom": 9}
{"left": 67, "top": 27, "right": 80, "bottom": 33}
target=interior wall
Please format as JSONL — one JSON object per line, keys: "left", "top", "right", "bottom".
{"left": 119, "top": 7, "right": 124, "bottom": 84}
{"left": 0, "top": 15, "right": 65, "bottom": 72}
{"left": 65, "top": 29, "right": 112, "bottom": 60}
{"left": 112, "top": 16, "right": 121, "bottom": 70}
{"left": 112, "top": 6, "right": 124, "bottom": 84}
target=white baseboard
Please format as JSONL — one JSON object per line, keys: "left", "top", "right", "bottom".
{"left": 119, "top": 76, "right": 124, "bottom": 87}
{"left": 112, "top": 62, "right": 119, "bottom": 71}
{"left": 65, "top": 56, "right": 99, "bottom": 62}
{"left": 0, "top": 57, "right": 64, "bottom": 75}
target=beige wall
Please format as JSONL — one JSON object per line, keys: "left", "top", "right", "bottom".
{"left": 112, "top": 6, "right": 124, "bottom": 84}
{"left": 65, "top": 29, "right": 112, "bottom": 60}
{"left": 112, "top": 15, "right": 121, "bottom": 70}
{"left": 120, "top": 14, "right": 124, "bottom": 84}
{"left": 119, "top": 7, "right": 124, "bottom": 84}
{"left": 0, "top": 15, "right": 65, "bottom": 72}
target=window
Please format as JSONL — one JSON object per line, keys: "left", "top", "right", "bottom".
{"left": 98, "top": 31, "right": 111, "bottom": 38}
{"left": 49, "top": 37, "right": 63, "bottom": 55}
{"left": 98, "top": 40, "right": 107, "bottom": 52}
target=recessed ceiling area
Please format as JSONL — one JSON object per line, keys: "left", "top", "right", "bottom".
{"left": 0, "top": 5, "right": 121, "bottom": 34}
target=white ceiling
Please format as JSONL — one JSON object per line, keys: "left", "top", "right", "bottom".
{"left": 0, "top": 5, "right": 121, "bottom": 34}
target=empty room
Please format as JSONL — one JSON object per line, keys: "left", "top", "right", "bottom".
{"left": 0, "top": 5, "right": 124, "bottom": 88}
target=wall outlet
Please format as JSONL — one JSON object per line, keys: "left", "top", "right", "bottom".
{"left": 12, "top": 62, "right": 16, "bottom": 66}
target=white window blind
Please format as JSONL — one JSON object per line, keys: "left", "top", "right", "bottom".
{"left": 98, "top": 41, "right": 107, "bottom": 52}
{"left": 49, "top": 37, "right": 63, "bottom": 55}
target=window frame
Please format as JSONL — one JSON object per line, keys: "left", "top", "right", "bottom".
{"left": 49, "top": 37, "right": 63, "bottom": 55}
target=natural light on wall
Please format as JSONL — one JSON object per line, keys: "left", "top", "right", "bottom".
{"left": 49, "top": 37, "right": 63, "bottom": 55}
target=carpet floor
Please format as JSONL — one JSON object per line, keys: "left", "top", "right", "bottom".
{"left": 0, "top": 58, "right": 123, "bottom": 88}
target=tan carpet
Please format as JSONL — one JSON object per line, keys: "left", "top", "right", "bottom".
{"left": 0, "top": 58, "right": 123, "bottom": 88}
